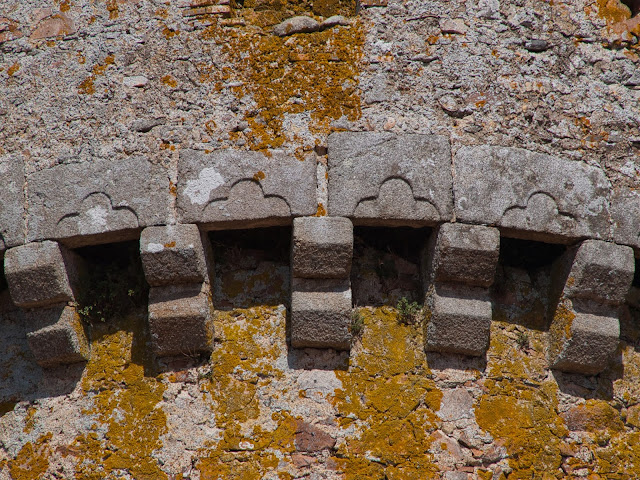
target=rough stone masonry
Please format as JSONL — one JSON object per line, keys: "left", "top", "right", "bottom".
{"left": 1, "top": 0, "right": 640, "bottom": 478}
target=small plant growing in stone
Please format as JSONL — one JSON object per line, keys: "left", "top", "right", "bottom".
{"left": 397, "top": 297, "right": 423, "bottom": 325}
{"left": 516, "top": 331, "right": 530, "bottom": 350}
{"left": 350, "top": 309, "right": 365, "bottom": 337}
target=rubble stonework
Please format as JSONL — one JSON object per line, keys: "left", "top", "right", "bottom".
{"left": 548, "top": 239, "right": 635, "bottom": 374}
{"left": 140, "top": 224, "right": 214, "bottom": 357}
{"left": 290, "top": 217, "right": 354, "bottom": 350}
{"left": 422, "top": 223, "right": 500, "bottom": 356}
{"left": 0, "top": 154, "right": 24, "bottom": 251}
{"left": 3, "top": 241, "right": 89, "bottom": 366}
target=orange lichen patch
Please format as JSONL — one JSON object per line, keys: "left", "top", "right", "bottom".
{"left": 23, "top": 406, "right": 37, "bottom": 434}
{"left": 198, "top": 20, "right": 364, "bottom": 153}
{"left": 253, "top": 170, "right": 266, "bottom": 181}
{"left": 8, "top": 433, "right": 53, "bottom": 480}
{"left": 92, "top": 54, "right": 115, "bottom": 75}
{"left": 7, "top": 62, "right": 20, "bottom": 76}
{"left": 162, "top": 75, "right": 178, "bottom": 88}
{"left": 475, "top": 323, "right": 567, "bottom": 477}
{"left": 196, "top": 307, "right": 297, "bottom": 479}
{"left": 314, "top": 203, "right": 327, "bottom": 216}
{"left": 332, "top": 307, "right": 442, "bottom": 479}
{"left": 169, "top": 181, "right": 178, "bottom": 197}
{"left": 60, "top": 0, "right": 71, "bottom": 12}
{"left": 163, "top": 241, "right": 176, "bottom": 248}
{"left": 78, "top": 76, "right": 95, "bottom": 94}
{"left": 162, "top": 26, "right": 179, "bottom": 39}
{"left": 72, "top": 314, "right": 168, "bottom": 480}
{"left": 595, "top": 0, "right": 640, "bottom": 37}
{"left": 106, "top": 0, "right": 119, "bottom": 19}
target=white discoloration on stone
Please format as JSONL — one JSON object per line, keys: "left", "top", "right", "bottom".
{"left": 184, "top": 167, "right": 225, "bottom": 206}
{"left": 146, "top": 242, "right": 164, "bottom": 253}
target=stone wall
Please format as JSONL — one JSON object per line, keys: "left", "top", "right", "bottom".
{"left": 1, "top": 0, "right": 640, "bottom": 478}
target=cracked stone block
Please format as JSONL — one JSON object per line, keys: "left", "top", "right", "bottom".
{"left": 140, "top": 224, "right": 213, "bottom": 287}
{"left": 561, "top": 240, "right": 635, "bottom": 306}
{"left": 292, "top": 217, "right": 353, "bottom": 279}
{"left": 148, "top": 283, "right": 214, "bottom": 357}
{"left": 423, "top": 223, "right": 500, "bottom": 288}
{"left": 454, "top": 145, "right": 611, "bottom": 243}
{"left": 0, "top": 154, "right": 25, "bottom": 251}
{"left": 424, "top": 286, "right": 492, "bottom": 356}
{"left": 548, "top": 304, "right": 620, "bottom": 375}
{"left": 177, "top": 149, "right": 316, "bottom": 229}
{"left": 25, "top": 305, "right": 89, "bottom": 367}
{"left": 27, "top": 157, "right": 170, "bottom": 247}
{"left": 291, "top": 278, "right": 352, "bottom": 350}
{"left": 327, "top": 132, "right": 453, "bottom": 225}
{"left": 4, "top": 241, "right": 83, "bottom": 308}
{"left": 611, "top": 188, "right": 640, "bottom": 251}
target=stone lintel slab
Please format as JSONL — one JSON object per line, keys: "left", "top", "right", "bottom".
{"left": 0, "top": 154, "right": 25, "bottom": 251}
{"left": 327, "top": 132, "right": 453, "bottom": 226}
{"left": 424, "top": 285, "right": 492, "bottom": 357}
{"left": 454, "top": 145, "right": 612, "bottom": 243}
{"left": 148, "top": 283, "right": 214, "bottom": 357}
{"left": 4, "top": 240, "right": 83, "bottom": 308}
{"left": 25, "top": 305, "right": 89, "bottom": 367}
{"left": 548, "top": 304, "right": 620, "bottom": 375}
{"left": 177, "top": 149, "right": 316, "bottom": 229}
{"left": 611, "top": 188, "right": 640, "bottom": 252}
{"left": 140, "top": 224, "right": 213, "bottom": 287}
{"left": 292, "top": 217, "right": 353, "bottom": 279}
{"left": 423, "top": 223, "right": 500, "bottom": 288}
{"left": 27, "top": 157, "right": 170, "bottom": 247}
{"left": 290, "top": 278, "right": 352, "bottom": 350}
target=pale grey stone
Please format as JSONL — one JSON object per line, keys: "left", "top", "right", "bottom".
{"left": 140, "top": 224, "right": 212, "bottom": 287}
{"left": 328, "top": 132, "right": 453, "bottom": 225}
{"left": 548, "top": 310, "right": 620, "bottom": 375}
{"left": 454, "top": 145, "right": 611, "bottom": 243}
{"left": 437, "top": 388, "right": 474, "bottom": 421}
{"left": 25, "top": 305, "right": 89, "bottom": 367}
{"left": 320, "top": 15, "right": 350, "bottom": 30}
{"left": 27, "top": 157, "right": 170, "bottom": 247}
{"left": 177, "top": 149, "right": 316, "bottom": 228}
{"left": 611, "top": 188, "right": 640, "bottom": 250}
{"left": 423, "top": 223, "right": 500, "bottom": 288}
{"left": 123, "top": 75, "right": 148, "bottom": 88}
{"left": 148, "top": 283, "right": 214, "bottom": 357}
{"left": 292, "top": 217, "right": 353, "bottom": 279}
{"left": 273, "top": 16, "right": 320, "bottom": 36}
{"left": 443, "top": 472, "right": 469, "bottom": 480}
{"left": 4, "top": 241, "right": 83, "bottom": 308}
{"left": 425, "top": 286, "right": 491, "bottom": 356}
{"left": 0, "top": 154, "right": 25, "bottom": 250}
{"left": 562, "top": 240, "right": 635, "bottom": 306}
{"left": 291, "top": 278, "right": 352, "bottom": 350}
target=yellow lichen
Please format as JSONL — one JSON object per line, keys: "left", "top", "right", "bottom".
{"left": 8, "top": 433, "right": 52, "bottom": 480}
{"left": 7, "top": 62, "right": 20, "bottom": 76}
{"left": 72, "top": 314, "right": 168, "bottom": 480}
{"left": 332, "top": 307, "right": 442, "bottom": 479}
{"left": 78, "top": 76, "right": 95, "bottom": 95}
{"left": 161, "top": 75, "right": 178, "bottom": 88}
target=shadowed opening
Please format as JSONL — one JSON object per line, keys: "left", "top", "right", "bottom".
{"left": 621, "top": 0, "right": 640, "bottom": 17}
{"left": 351, "top": 226, "right": 430, "bottom": 307}
{"left": 633, "top": 258, "right": 640, "bottom": 288}
{"left": 498, "top": 237, "right": 566, "bottom": 270}
{"left": 209, "top": 226, "right": 291, "bottom": 308}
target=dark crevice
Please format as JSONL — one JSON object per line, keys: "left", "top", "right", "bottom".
{"left": 633, "top": 258, "right": 640, "bottom": 288}
{"left": 621, "top": 0, "right": 640, "bottom": 17}
{"left": 209, "top": 226, "right": 291, "bottom": 309}
{"left": 498, "top": 237, "right": 566, "bottom": 270}
{"left": 351, "top": 226, "right": 430, "bottom": 306}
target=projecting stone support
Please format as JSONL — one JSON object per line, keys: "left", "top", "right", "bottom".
{"left": 3, "top": 241, "right": 89, "bottom": 367}
{"left": 140, "top": 224, "right": 215, "bottom": 357}
{"left": 290, "top": 217, "right": 354, "bottom": 350}
{"left": 548, "top": 240, "right": 635, "bottom": 375}
{"left": 0, "top": 154, "right": 25, "bottom": 251}
{"left": 422, "top": 223, "right": 500, "bottom": 356}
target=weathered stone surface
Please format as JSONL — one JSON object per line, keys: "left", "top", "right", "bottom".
{"left": 294, "top": 420, "right": 336, "bottom": 452}
{"left": 25, "top": 305, "right": 89, "bottom": 367}
{"left": 423, "top": 223, "right": 500, "bottom": 288}
{"left": 177, "top": 149, "right": 316, "bottom": 229}
{"left": 27, "top": 157, "right": 170, "bottom": 247}
{"left": 437, "top": 388, "right": 474, "bottom": 421}
{"left": 548, "top": 308, "right": 620, "bottom": 375}
{"left": 320, "top": 15, "right": 350, "bottom": 30}
{"left": 425, "top": 286, "right": 492, "bottom": 356}
{"left": 0, "top": 155, "right": 25, "bottom": 251}
{"left": 562, "top": 240, "right": 635, "bottom": 306}
{"left": 328, "top": 132, "right": 453, "bottom": 225}
{"left": 30, "top": 13, "right": 75, "bottom": 40}
{"left": 291, "top": 279, "right": 352, "bottom": 350}
{"left": 273, "top": 16, "right": 320, "bottom": 36}
{"left": 148, "top": 283, "right": 214, "bottom": 357}
{"left": 140, "top": 224, "right": 212, "bottom": 287}
{"left": 292, "top": 217, "right": 353, "bottom": 279}
{"left": 547, "top": 240, "right": 634, "bottom": 375}
{"left": 611, "top": 188, "right": 640, "bottom": 250}
{"left": 454, "top": 146, "right": 611, "bottom": 242}
{"left": 4, "top": 241, "right": 82, "bottom": 308}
